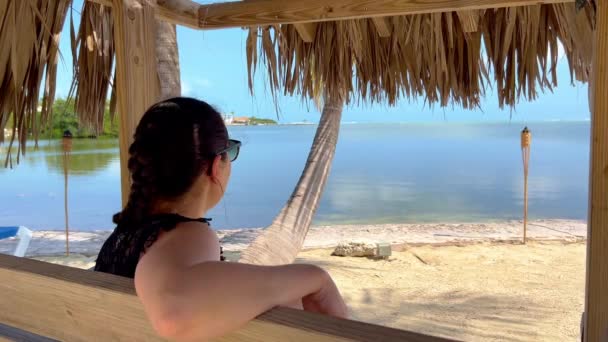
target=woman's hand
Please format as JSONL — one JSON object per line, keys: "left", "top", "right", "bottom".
{"left": 301, "top": 271, "right": 348, "bottom": 319}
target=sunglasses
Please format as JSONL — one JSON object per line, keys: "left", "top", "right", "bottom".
{"left": 216, "top": 139, "right": 241, "bottom": 162}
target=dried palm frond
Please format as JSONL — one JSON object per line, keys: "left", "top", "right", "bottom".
{"left": 72, "top": 1, "right": 115, "bottom": 136}
{"left": 247, "top": 3, "right": 594, "bottom": 110}
{"left": 0, "top": 0, "right": 71, "bottom": 166}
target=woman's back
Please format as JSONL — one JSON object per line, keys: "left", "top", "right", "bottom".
{"left": 95, "top": 214, "right": 222, "bottom": 278}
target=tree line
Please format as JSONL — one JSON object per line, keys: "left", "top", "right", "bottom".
{"left": 46, "top": 98, "right": 119, "bottom": 139}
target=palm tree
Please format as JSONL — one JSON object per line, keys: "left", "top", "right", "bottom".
{"left": 156, "top": 22, "right": 181, "bottom": 99}
{"left": 240, "top": 96, "right": 344, "bottom": 265}
{"left": 154, "top": 19, "right": 340, "bottom": 266}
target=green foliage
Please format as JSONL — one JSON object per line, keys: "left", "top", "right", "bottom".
{"left": 48, "top": 99, "right": 78, "bottom": 138}
{"left": 249, "top": 117, "right": 277, "bottom": 125}
{"left": 43, "top": 98, "right": 118, "bottom": 139}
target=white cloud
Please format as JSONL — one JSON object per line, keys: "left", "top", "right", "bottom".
{"left": 182, "top": 81, "right": 193, "bottom": 96}
{"left": 181, "top": 78, "right": 212, "bottom": 97}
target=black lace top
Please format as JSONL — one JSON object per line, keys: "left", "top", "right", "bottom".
{"left": 94, "top": 213, "right": 224, "bottom": 278}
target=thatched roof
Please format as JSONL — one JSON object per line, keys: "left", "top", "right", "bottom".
{"left": 72, "top": 3, "right": 116, "bottom": 136}
{"left": 0, "top": 1, "right": 596, "bottom": 164}
{"left": 247, "top": 3, "right": 595, "bottom": 107}
{"left": 0, "top": 0, "right": 71, "bottom": 166}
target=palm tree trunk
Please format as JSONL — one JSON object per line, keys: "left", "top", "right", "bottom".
{"left": 155, "top": 21, "right": 180, "bottom": 99}
{"left": 240, "top": 96, "right": 344, "bottom": 265}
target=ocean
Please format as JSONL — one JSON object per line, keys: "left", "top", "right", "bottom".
{"left": 0, "top": 122, "right": 590, "bottom": 230}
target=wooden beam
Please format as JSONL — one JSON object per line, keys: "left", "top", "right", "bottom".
{"left": 371, "top": 17, "right": 391, "bottom": 37}
{"left": 156, "top": 0, "right": 200, "bottom": 29}
{"left": 196, "top": 0, "right": 574, "bottom": 30}
{"left": 88, "top": 0, "right": 201, "bottom": 29}
{"left": 585, "top": 1, "right": 608, "bottom": 341}
{"left": 294, "top": 23, "right": 317, "bottom": 42}
{"left": 113, "top": 0, "right": 160, "bottom": 206}
{"left": 88, "top": 0, "right": 574, "bottom": 30}
{"left": 0, "top": 254, "right": 454, "bottom": 341}
{"left": 456, "top": 10, "right": 480, "bottom": 33}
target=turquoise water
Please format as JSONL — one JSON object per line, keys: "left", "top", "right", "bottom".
{"left": 0, "top": 122, "right": 590, "bottom": 230}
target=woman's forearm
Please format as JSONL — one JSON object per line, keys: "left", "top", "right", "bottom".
{"left": 144, "top": 262, "right": 328, "bottom": 341}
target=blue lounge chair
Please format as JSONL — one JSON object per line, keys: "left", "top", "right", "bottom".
{"left": 0, "top": 226, "right": 32, "bottom": 257}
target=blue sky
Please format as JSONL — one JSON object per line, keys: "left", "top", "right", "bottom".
{"left": 56, "top": 1, "right": 590, "bottom": 124}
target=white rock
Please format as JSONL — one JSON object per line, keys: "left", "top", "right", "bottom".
{"left": 332, "top": 242, "right": 377, "bottom": 257}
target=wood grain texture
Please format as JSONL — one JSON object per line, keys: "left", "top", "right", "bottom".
{"left": 113, "top": 0, "right": 161, "bottom": 206}
{"left": 87, "top": 0, "right": 201, "bottom": 29}
{"left": 87, "top": 0, "right": 575, "bottom": 31}
{"left": 371, "top": 17, "right": 391, "bottom": 37}
{"left": 197, "top": 0, "right": 574, "bottom": 29}
{"left": 294, "top": 23, "right": 317, "bottom": 42}
{"left": 156, "top": 0, "right": 200, "bottom": 29}
{"left": 585, "top": 1, "right": 608, "bottom": 341}
{"left": 0, "top": 255, "right": 161, "bottom": 341}
{"left": 0, "top": 254, "right": 454, "bottom": 341}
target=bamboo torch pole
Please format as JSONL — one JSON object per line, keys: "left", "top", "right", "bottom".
{"left": 521, "top": 127, "right": 531, "bottom": 244}
{"left": 62, "top": 131, "right": 73, "bottom": 256}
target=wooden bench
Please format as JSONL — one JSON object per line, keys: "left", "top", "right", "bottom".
{"left": 0, "top": 254, "right": 453, "bottom": 341}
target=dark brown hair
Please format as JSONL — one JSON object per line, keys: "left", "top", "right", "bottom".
{"left": 113, "top": 97, "right": 228, "bottom": 225}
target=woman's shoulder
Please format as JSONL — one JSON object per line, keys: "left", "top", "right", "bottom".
{"left": 144, "top": 217, "right": 219, "bottom": 261}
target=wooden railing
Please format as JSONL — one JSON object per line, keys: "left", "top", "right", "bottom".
{"left": 0, "top": 254, "right": 453, "bottom": 341}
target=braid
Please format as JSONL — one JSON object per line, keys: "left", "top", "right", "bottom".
{"left": 112, "top": 139, "right": 158, "bottom": 225}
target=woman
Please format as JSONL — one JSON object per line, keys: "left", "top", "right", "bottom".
{"left": 95, "top": 98, "right": 347, "bottom": 340}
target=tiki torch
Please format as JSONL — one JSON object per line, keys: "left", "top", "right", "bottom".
{"left": 62, "top": 130, "right": 73, "bottom": 255}
{"left": 521, "top": 127, "right": 531, "bottom": 244}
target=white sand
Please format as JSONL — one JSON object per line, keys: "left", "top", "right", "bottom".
{"left": 300, "top": 241, "right": 585, "bottom": 342}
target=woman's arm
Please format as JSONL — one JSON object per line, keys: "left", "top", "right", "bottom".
{"left": 135, "top": 222, "right": 345, "bottom": 341}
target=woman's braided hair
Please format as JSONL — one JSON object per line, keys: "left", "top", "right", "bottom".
{"left": 113, "top": 97, "right": 228, "bottom": 226}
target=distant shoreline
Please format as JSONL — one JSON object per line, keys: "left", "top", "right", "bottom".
{"left": 0, "top": 219, "right": 586, "bottom": 257}
{"left": 225, "top": 120, "right": 591, "bottom": 126}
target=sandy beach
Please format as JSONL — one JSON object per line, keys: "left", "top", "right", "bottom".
{"left": 301, "top": 242, "right": 585, "bottom": 342}
{"left": 0, "top": 219, "right": 586, "bottom": 341}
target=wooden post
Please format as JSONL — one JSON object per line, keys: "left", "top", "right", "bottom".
{"left": 585, "top": 1, "right": 608, "bottom": 341}
{"left": 113, "top": 0, "right": 160, "bottom": 206}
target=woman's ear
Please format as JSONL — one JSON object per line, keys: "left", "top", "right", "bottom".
{"left": 210, "top": 155, "right": 223, "bottom": 182}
